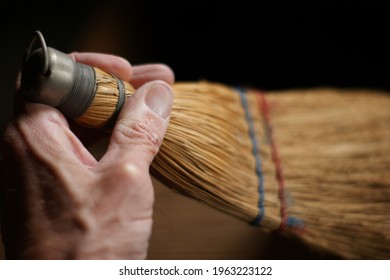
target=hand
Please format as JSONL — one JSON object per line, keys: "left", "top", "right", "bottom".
{"left": 0, "top": 53, "right": 175, "bottom": 259}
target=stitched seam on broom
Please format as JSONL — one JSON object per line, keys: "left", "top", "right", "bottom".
{"left": 236, "top": 87, "right": 264, "bottom": 226}
{"left": 256, "top": 92, "right": 305, "bottom": 233}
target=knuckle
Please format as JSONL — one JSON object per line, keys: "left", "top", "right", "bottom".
{"left": 33, "top": 106, "right": 66, "bottom": 126}
{"left": 113, "top": 161, "right": 144, "bottom": 183}
{"left": 113, "top": 121, "right": 161, "bottom": 155}
{"left": 3, "top": 108, "right": 67, "bottom": 154}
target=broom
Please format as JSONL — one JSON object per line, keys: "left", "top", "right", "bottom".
{"left": 159, "top": 83, "right": 389, "bottom": 260}
{"left": 19, "top": 31, "right": 390, "bottom": 260}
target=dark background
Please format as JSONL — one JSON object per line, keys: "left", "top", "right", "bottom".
{"left": 1, "top": 1, "right": 389, "bottom": 139}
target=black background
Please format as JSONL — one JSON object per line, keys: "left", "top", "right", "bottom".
{"left": 1, "top": 0, "right": 389, "bottom": 137}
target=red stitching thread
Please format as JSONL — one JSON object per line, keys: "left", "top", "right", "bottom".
{"left": 255, "top": 91, "right": 288, "bottom": 233}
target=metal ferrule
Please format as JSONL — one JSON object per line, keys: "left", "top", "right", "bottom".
{"left": 20, "top": 31, "right": 97, "bottom": 119}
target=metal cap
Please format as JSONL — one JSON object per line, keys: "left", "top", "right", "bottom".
{"left": 20, "top": 31, "right": 97, "bottom": 118}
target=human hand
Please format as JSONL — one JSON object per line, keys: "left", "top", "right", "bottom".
{"left": 0, "top": 52, "right": 175, "bottom": 259}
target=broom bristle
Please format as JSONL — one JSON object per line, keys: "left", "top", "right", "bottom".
{"left": 75, "top": 68, "right": 135, "bottom": 128}
{"left": 74, "top": 70, "right": 390, "bottom": 259}
{"left": 265, "top": 88, "right": 390, "bottom": 259}
{"left": 152, "top": 82, "right": 282, "bottom": 231}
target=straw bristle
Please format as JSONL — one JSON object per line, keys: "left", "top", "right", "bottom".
{"left": 151, "top": 82, "right": 282, "bottom": 231}
{"left": 75, "top": 68, "right": 135, "bottom": 128}
{"left": 265, "top": 89, "right": 390, "bottom": 259}
{"left": 75, "top": 70, "right": 390, "bottom": 259}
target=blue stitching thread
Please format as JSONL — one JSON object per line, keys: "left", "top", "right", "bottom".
{"left": 236, "top": 87, "right": 264, "bottom": 226}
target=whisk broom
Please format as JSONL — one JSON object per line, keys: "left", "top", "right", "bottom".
{"left": 19, "top": 31, "right": 390, "bottom": 259}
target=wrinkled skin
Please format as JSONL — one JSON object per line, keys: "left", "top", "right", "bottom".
{"left": 1, "top": 53, "right": 175, "bottom": 259}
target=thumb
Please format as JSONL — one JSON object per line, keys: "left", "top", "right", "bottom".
{"left": 102, "top": 80, "right": 174, "bottom": 168}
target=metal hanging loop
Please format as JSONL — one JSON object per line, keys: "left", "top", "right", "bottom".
{"left": 23, "top": 30, "right": 49, "bottom": 76}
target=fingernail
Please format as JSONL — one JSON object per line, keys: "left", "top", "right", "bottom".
{"left": 145, "top": 84, "right": 173, "bottom": 119}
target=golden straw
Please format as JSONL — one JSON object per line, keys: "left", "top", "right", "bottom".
{"left": 72, "top": 69, "right": 390, "bottom": 259}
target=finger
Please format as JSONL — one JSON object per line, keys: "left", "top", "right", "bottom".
{"left": 100, "top": 80, "right": 174, "bottom": 170}
{"left": 9, "top": 102, "right": 97, "bottom": 167}
{"left": 68, "top": 52, "right": 133, "bottom": 81}
{"left": 130, "top": 64, "right": 175, "bottom": 88}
